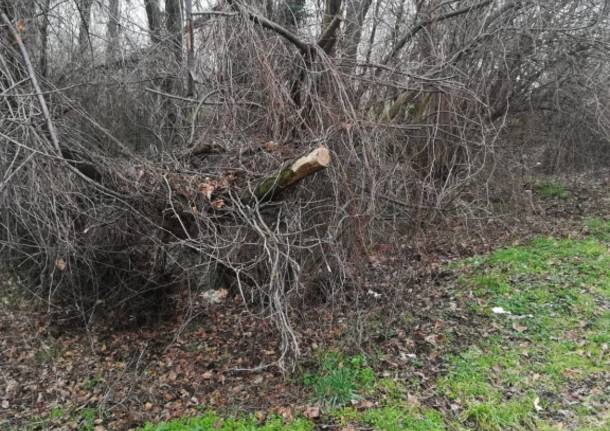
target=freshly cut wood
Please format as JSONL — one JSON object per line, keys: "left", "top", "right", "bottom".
{"left": 247, "top": 145, "right": 331, "bottom": 203}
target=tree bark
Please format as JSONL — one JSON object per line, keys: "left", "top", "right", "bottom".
{"left": 184, "top": 0, "right": 194, "bottom": 96}
{"left": 321, "top": 0, "right": 342, "bottom": 56}
{"left": 165, "top": 0, "right": 183, "bottom": 64}
{"left": 77, "top": 0, "right": 94, "bottom": 58}
{"left": 106, "top": 0, "right": 120, "bottom": 63}
{"left": 143, "top": 0, "right": 162, "bottom": 44}
{"left": 342, "top": 0, "right": 372, "bottom": 74}
{"left": 39, "top": 0, "right": 51, "bottom": 77}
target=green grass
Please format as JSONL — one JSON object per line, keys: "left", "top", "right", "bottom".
{"left": 50, "top": 406, "right": 65, "bottom": 420}
{"left": 14, "top": 405, "right": 102, "bottom": 431}
{"left": 335, "top": 230, "right": 610, "bottom": 430}
{"left": 303, "top": 352, "right": 375, "bottom": 407}
{"left": 438, "top": 234, "right": 610, "bottom": 430}
{"left": 138, "top": 411, "right": 314, "bottom": 431}
{"left": 82, "top": 374, "right": 104, "bottom": 391}
{"left": 534, "top": 181, "right": 569, "bottom": 199}
{"left": 334, "top": 406, "right": 446, "bottom": 431}
{"left": 586, "top": 217, "right": 610, "bottom": 241}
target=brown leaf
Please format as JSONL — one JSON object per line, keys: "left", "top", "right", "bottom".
{"left": 406, "top": 393, "right": 420, "bottom": 407}
{"left": 275, "top": 406, "right": 293, "bottom": 422}
{"left": 144, "top": 402, "right": 153, "bottom": 411}
{"left": 512, "top": 322, "right": 528, "bottom": 332}
{"left": 211, "top": 199, "right": 225, "bottom": 209}
{"left": 255, "top": 411, "right": 267, "bottom": 423}
{"left": 424, "top": 334, "right": 439, "bottom": 345}
{"left": 198, "top": 182, "right": 215, "bottom": 199}
{"left": 264, "top": 141, "right": 277, "bottom": 152}
{"left": 303, "top": 405, "right": 320, "bottom": 419}
{"left": 55, "top": 258, "right": 66, "bottom": 271}
{"left": 16, "top": 18, "right": 25, "bottom": 33}
{"left": 533, "top": 397, "right": 543, "bottom": 412}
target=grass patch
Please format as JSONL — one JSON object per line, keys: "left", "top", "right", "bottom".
{"left": 334, "top": 405, "right": 446, "bottom": 431}
{"left": 534, "top": 181, "right": 569, "bottom": 199}
{"left": 138, "top": 411, "right": 314, "bottom": 431}
{"left": 15, "top": 405, "right": 102, "bottom": 431}
{"left": 364, "top": 407, "right": 445, "bottom": 431}
{"left": 586, "top": 217, "right": 610, "bottom": 241}
{"left": 303, "top": 352, "right": 375, "bottom": 407}
{"left": 440, "top": 234, "right": 610, "bottom": 430}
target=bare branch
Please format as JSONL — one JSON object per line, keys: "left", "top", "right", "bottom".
{"left": 380, "top": 0, "right": 494, "bottom": 66}
{"left": 0, "top": 12, "right": 61, "bottom": 155}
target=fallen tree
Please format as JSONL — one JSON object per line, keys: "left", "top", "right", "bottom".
{"left": 245, "top": 145, "right": 331, "bottom": 203}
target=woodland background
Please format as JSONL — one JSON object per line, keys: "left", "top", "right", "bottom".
{"left": 1, "top": 0, "right": 610, "bottom": 374}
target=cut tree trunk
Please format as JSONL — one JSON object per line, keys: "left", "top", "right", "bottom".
{"left": 245, "top": 145, "right": 331, "bottom": 204}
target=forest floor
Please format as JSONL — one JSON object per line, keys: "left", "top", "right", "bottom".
{"left": 1, "top": 172, "right": 610, "bottom": 431}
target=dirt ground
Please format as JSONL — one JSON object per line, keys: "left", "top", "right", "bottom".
{"left": 1, "top": 171, "right": 609, "bottom": 430}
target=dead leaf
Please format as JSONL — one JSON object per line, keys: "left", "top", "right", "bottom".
{"left": 424, "top": 334, "right": 439, "bottom": 345}
{"left": 264, "top": 141, "right": 277, "bottom": 152}
{"left": 16, "top": 18, "right": 25, "bottom": 33}
{"left": 1, "top": 400, "right": 9, "bottom": 409}
{"left": 275, "top": 407, "right": 293, "bottom": 422}
{"left": 201, "top": 289, "right": 228, "bottom": 304}
{"left": 358, "top": 400, "right": 374, "bottom": 409}
{"left": 211, "top": 199, "right": 225, "bottom": 209}
{"left": 303, "top": 405, "right": 320, "bottom": 419}
{"left": 512, "top": 322, "right": 528, "bottom": 332}
{"left": 198, "top": 182, "right": 215, "bottom": 199}
{"left": 55, "top": 258, "right": 66, "bottom": 271}
{"left": 533, "top": 397, "right": 543, "bottom": 412}
{"left": 144, "top": 402, "right": 153, "bottom": 411}
{"left": 202, "top": 371, "right": 213, "bottom": 379}
{"left": 407, "top": 393, "right": 420, "bottom": 407}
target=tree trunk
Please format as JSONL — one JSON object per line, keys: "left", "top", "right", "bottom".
{"left": 184, "top": 0, "right": 194, "bottom": 96}
{"left": 321, "top": 0, "right": 342, "bottom": 56}
{"left": 162, "top": 0, "right": 183, "bottom": 141}
{"left": 244, "top": 146, "right": 331, "bottom": 204}
{"left": 143, "top": 0, "right": 162, "bottom": 44}
{"left": 77, "top": 0, "right": 94, "bottom": 58}
{"left": 39, "top": 0, "right": 51, "bottom": 77}
{"left": 364, "top": 0, "right": 381, "bottom": 64}
{"left": 106, "top": 0, "right": 120, "bottom": 63}
{"left": 342, "top": 0, "right": 372, "bottom": 74}
{"left": 165, "top": 0, "right": 183, "bottom": 64}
